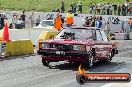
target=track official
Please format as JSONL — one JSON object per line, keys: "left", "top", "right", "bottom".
{"left": 54, "top": 12, "right": 62, "bottom": 31}
{"left": 66, "top": 10, "right": 74, "bottom": 27}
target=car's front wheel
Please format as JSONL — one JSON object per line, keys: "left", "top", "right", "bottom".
{"left": 42, "top": 60, "right": 50, "bottom": 67}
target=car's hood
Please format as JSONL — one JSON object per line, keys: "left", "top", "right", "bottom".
{"left": 43, "top": 39, "right": 93, "bottom": 45}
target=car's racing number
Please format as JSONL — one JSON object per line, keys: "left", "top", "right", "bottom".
{"left": 56, "top": 51, "right": 65, "bottom": 55}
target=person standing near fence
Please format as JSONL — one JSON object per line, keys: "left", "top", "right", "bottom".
{"left": 0, "top": 14, "right": 1, "bottom": 30}
{"left": 71, "top": 2, "right": 74, "bottom": 13}
{"left": 107, "top": 3, "right": 110, "bottom": 15}
{"left": 54, "top": 12, "right": 62, "bottom": 31}
{"left": 73, "top": 2, "right": 77, "bottom": 13}
{"left": 113, "top": 4, "right": 117, "bottom": 15}
{"left": 89, "top": 3, "right": 93, "bottom": 14}
{"left": 118, "top": 5, "right": 121, "bottom": 16}
{"left": 36, "top": 15, "right": 41, "bottom": 26}
{"left": 12, "top": 13, "right": 18, "bottom": 29}
{"left": 95, "top": 16, "right": 102, "bottom": 28}
{"left": 29, "top": 12, "right": 34, "bottom": 28}
{"left": 1, "top": 14, "right": 4, "bottom": 29}
{"left": 129, "top": 18, "right": 132, "bottom": 32}
{"left": 122, "top": 4, "right": 127, "bottom": 16}
{"left": 93, "top": 2, "right": 96, "bottom": 15}
{"left": 20, "top": 10, "right": 26, "bottom": 28}
{"left": 60, "top": 0, "right": 65, "bottom": 13}
{"left": 78, "top": 1, "right": 82, "bottom": 13}
{"left": 102, "top": 4, "right": 106, "bottom": 15}
{"left": 60, "top": 15, "right": 65, "bottom": 28}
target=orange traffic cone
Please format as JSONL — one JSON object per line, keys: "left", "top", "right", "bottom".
{"left": 2, "top": 22, "right": 10, "bottom": 42}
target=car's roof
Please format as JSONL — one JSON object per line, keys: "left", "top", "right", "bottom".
{"left": 64, "top": 27, "right": 101, "bottom": 30}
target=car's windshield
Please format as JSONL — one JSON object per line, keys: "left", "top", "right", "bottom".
{"left": 41, "top": 21, "right": 53, "bottom": 27}
{"left": 55, "top": 28, "right": 95, "bottom": 40}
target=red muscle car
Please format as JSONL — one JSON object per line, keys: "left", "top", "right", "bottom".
{"left": 37, "top": 27, "right": 118, "bottom": 67}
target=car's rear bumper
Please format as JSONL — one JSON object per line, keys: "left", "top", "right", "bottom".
{"left": 38, "top": 50, "right": 89, "bottom": 62}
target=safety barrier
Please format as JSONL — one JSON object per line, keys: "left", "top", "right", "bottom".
{"left": 129, "top": 32, "right": 132, "bottom": 40}
{"left": 38, "top": 31, "right": 58, "bottom": 42}
{"left": 0, "top": 28, "right": 58, "bottom": 46}
{"left": 4, "top": 39, "right": 34, "bottom": 56}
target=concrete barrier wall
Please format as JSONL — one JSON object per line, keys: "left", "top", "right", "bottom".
{"left": 38, "top": 31, "right": 58, "bottom": 42}
{"left": 0, "top": 28, "right": 58, "bottom": 46}
{"left": 5, "top": 39, "right": 34, "bottom": 56}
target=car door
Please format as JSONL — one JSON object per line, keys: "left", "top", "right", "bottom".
{"left": 95, "top": 30, "right": 111, "bottom": 60}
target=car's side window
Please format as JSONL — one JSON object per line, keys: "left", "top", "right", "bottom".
{"left": 96, "top": 30, "right": 103, "bottom": 41}
{"left": 100, "top": 30, "right": 108, "bottom": 41}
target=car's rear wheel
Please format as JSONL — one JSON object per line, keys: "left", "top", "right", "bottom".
{"left": 42, "top": 60, "right": 50, "bottom": 67}
{"left": 88, "top": 53, "right": 94, "bottom": 67}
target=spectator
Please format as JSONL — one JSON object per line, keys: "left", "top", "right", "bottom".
{"left": 60, "top": 0, "right": 65, "bottom": 13}
{"left": 122, "top": 4, "right": 127, "bottom": 16}
{"left": 129, "top": 18, "right": 132, "bottom": 32}
{"left": 109, "top": 3, "right": 113, "bottom": 15}
{"left": 29, "top": 12, "right": 34, "bottom": 28}
{"left": 125, "top": 1, "right": 129, "bottom": 15}
{"left": 113, "top": 4, "right": 117, "bottom": 15}
{"left": 17, "top": 17, "right": 23, "bottom": 29}
{"left": 107, "top": 3, "right": 110, "bottom": 15}
{"left": 129, "top": 6, "right": 132, "bottom": 16}
{"left": 93, "top": 2, "right": 97, "bottom": 15}
{"left": 102, "top": 4, "right": 106, "bottom": 15}
{"left": 20, "top": 10, "right": 26, "bottom": 28}
{"left": 0, "top": 14, "right": 1, "bottom": 29}
{"left": 97, "top": 4, "right": 101, "bottom": 15}
{"left": 78, "top": 1, "right": 82, "bottom": 13}
{"left": 71, "top": 2, "right": 74, "bottom": 13}
{"left": 36, "top": 15, "right": 41, "bottom": 26}
{"left": 118, "top": 5, "right": 121, "bottom": 16}
{"left": 12, "top": 13, "right": 18, "bottom": 29}
{"left": 89, "top": 3, "right": 93, "bottom": 14}
{"left": 83, "top": 16, "right": 92, "bottom": 27}
{"left": 91, "top": 16, "right": 96, "bottom": 27}
{"left": 1, "top": 14, "right": 4, "bottom": 29}
{"left": 96, "top": 16, "right": 102, "bottom": 28}
{"left": 73, "top": 2, "right": 77, "bottom": 13}
{"left": 60, "top": 15, "right": 65, "bottom": 28}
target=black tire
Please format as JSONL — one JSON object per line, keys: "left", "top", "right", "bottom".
{"left": 111, "top": 50, "right": 115, "bottom": 57}
{"left": 106, "top": 52, "right": 112, "bottom": 62}
{"left": 42, "top": 60, "right": 50, "bottom": 67}
{"left": 76, "top": 74, "right": 86, "bottom": 85}
{"left": 88, "top": 52, "right": 94, "bottom": 67}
